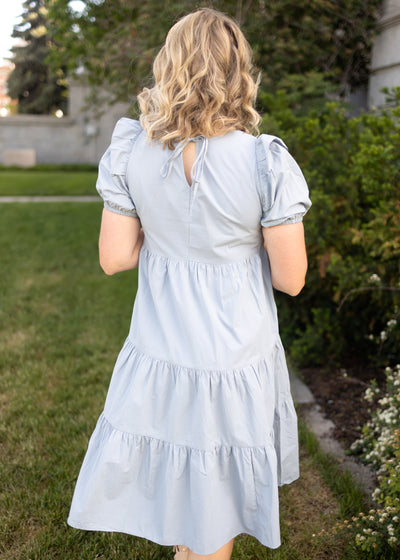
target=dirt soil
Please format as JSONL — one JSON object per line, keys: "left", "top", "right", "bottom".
{"left": 299, "top": 366, "right": 384, "bottom": 449}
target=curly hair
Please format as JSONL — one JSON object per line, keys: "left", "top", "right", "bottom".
{"left": 138, "top": 8, "right": 261, "bottom": 149}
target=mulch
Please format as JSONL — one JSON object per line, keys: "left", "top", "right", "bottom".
{"left": 299, "top": 366, "right": 385, "bottom": 449}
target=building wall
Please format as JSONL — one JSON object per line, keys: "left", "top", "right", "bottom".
{"left": 368, "top": 0, "right": 400, "bottom": 107}
{"left": 0, "top": 81, "right": 129, "bottom": 164}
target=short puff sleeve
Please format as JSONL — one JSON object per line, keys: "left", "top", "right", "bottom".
{"left": 96, "top": 118, "right": 142, "bottom": 218}
{"left": 256, "top": 134, "right": 311, "bottom": 228}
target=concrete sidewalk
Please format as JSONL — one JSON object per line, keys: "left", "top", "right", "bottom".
{"left": 290, "top": 370, "right": 375, "bottom": 495}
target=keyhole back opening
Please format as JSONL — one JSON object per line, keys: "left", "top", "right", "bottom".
{"left": 182, "top": 142, "right": 196, "bottom": 187}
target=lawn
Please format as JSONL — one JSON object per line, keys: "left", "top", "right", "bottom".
{"left": 0, "top": 167, "right": 97, "bottom": 196}
{"left": 0, "top": 201, "right": 363, "bottom": 559}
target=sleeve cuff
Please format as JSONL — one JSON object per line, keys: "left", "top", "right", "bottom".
{"left": 104, "top": 200, "right": 138, "bottom": 218}
{"left": 261, "top": 212, "right": 304, "bottom": 228}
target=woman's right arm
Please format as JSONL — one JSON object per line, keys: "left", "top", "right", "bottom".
{"left": 262, "top": 221, "right": 307, "bottom": 296}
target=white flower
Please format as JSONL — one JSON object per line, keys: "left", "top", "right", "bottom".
{"left": 368, "top": 273, "right": 381, "bottom": 285}
{"left": 365, "top": 388, "right": 376, "bottom": 402}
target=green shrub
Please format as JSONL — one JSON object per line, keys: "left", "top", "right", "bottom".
{"left": 260, "top": 88, "right": 400, "bottom": 367}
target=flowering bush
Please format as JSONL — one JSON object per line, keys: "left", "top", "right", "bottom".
{"left": 345, "top": 365, "right": 400, "bottom": 557}
{"left": 351, "top": 365, "right": 400, "bottom": 468}
{"left": 347, "top": 502, "right": 400, "bottom": 557}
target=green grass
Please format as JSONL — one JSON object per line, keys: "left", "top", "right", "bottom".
{"left": 0, "top": 170, "right": 97, "bottom": 196}
{"left": 0, "top": 202, "right": 367, "bottom": 559}
{"left": 0, "top": 164, "right": 97, "bottom": 172}
{"left": 298, "top": 419, "right": 370, "bottom": 519}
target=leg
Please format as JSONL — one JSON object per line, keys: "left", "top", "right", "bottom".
{"left": 188, "top": 538, "right": 234, "bottom": 560}
{"left": 174, "top": 538, "right": 234, "bottom": 560}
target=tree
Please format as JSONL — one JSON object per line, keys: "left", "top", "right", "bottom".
{"left": 46, "top": 0, "right": 383, "bottom": 111}
{"left": 7, "top": 0, "right": 68, "bottom": 115}
{"left": 46, "top": 0, "right": 199, "bottom": 109}
{"left": 244, "top": 0, "right": 383, "bottom": 92}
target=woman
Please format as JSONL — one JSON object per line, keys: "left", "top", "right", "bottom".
{"left": 68, "top": 8, "right": 311, "bottom": 560}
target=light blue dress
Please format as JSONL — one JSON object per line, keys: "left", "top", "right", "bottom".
{"left": 68, "top": 118, "right": 311, "bottom": 554}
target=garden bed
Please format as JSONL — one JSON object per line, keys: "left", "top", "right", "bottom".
{"left": 299, "top": 366, "right": 385, "bottom": 449}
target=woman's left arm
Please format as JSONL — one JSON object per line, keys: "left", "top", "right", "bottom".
{"left": 98, "top": 208, "right": 144, "bottom": 275}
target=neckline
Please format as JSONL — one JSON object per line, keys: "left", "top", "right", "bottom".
{"left": 169, "top": 129, "right": 243, "bottom": 151}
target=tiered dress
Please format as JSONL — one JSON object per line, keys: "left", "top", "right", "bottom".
{"left": 67, "top": 118, "right": 311, "bottom": 555}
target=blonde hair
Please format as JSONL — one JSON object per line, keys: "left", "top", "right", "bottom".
{"left": 138, "top": 8, "right": 261, "bottom": 149}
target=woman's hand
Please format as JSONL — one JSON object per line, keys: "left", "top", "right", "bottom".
{"left": 262, "top": 222, "right": 307, "bottom": 296}
{"left": 98, "top": 208, "right": 144, "bottom": 275}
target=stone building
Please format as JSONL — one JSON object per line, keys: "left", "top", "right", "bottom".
{"left": 369, "top": 0, "right": 400, "bottom": 107}
{"left": 0, "top": 80, "right": 128, "bottom": 165}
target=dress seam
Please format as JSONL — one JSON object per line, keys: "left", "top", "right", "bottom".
{"left": 100, "top": 412, "right": 274, "bottom": 454}
{"left": 125, "top": 336, "right": 276, "bottom": 374}
{"left": 140, "top": 246, "right": 261, "bottom": 268}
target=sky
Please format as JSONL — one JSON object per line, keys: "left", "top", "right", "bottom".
{"left": 0, "top": 2, "right": 24, "bottom": 61}
{"left": 0, "top": 1, "right": 85, "bottom": 62}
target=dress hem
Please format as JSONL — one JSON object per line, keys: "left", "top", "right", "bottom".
{"left": 66, "top": 519, "right": 281, "bottom": 555}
